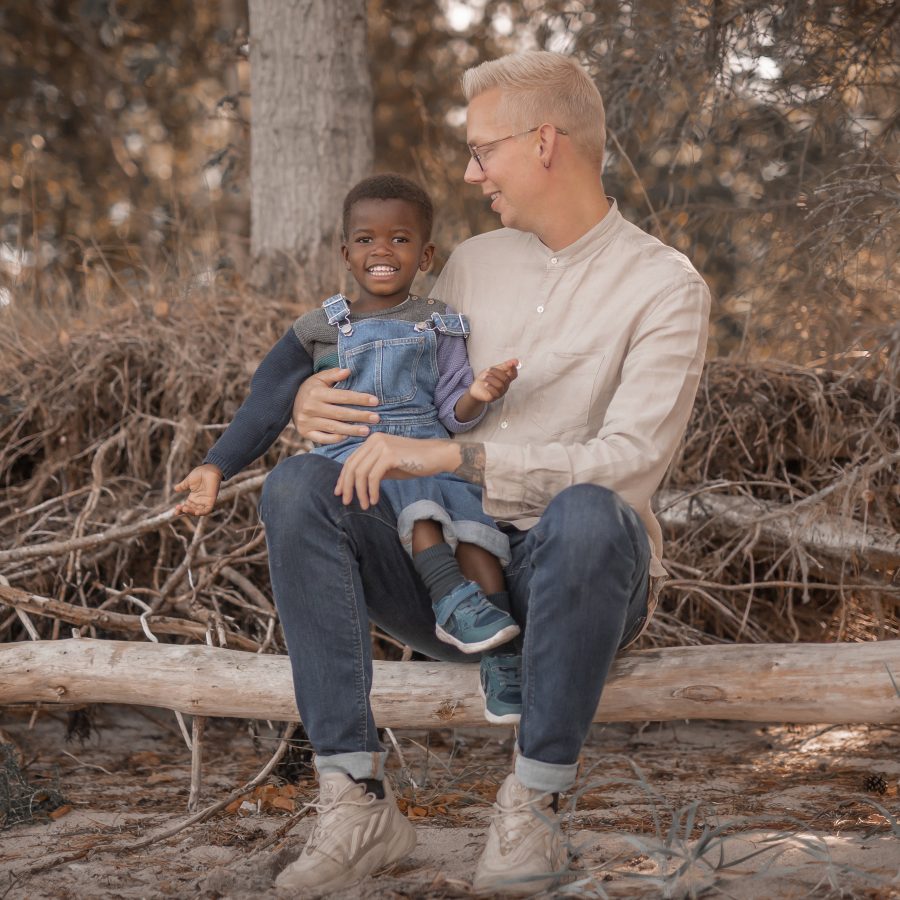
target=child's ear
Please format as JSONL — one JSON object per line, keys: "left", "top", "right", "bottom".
{"left": 340, "top": 243, "right": 351, "bottom": 270}
{"left": 419, "top": 242, "right": 436, "bottom": 272}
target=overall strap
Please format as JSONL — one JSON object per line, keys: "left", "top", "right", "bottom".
{"left": 427, "top": 312, "right": 470, "bottom": 337}
{"left": 322, "top": 293, "right": 353, "bottom": 334}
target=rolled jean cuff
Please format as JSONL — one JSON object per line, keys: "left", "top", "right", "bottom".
{"left": 314, "top": 751, "right": 387, "bottom": 781}
{"left": 515, "top": 751, "right": 578, "bottom": 793}
{"left": 396, "top": 500, "right": 511, "bottom": 566}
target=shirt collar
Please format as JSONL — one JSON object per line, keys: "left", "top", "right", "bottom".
{"left": 528, "top": 198, "right": 623, "bottom": 267}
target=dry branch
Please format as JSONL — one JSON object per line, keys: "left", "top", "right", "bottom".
{"left": 657, "top": 488, "right": 900, "bottom": 571}
{"left": 2, "top": 638, "right": 898, "bottom": 726}
{"left": 0, "top": 473, "right": 267, "bottom": 566}
{"left": 0, "top": 585, "right": 260, "bottom": 651}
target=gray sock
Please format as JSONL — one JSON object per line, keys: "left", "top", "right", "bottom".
{"left": 413, "top": 542, "right": 467, "bottom": 605}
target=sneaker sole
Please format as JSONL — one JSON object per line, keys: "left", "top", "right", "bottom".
{"left": 478, "top": 679, "right": 522, "bottom": 725}
{"left": 275, "top": 815, "right": 416, "bottom": 895}
{"left": 435, "top": 623, "right": 520, "bottom": 655}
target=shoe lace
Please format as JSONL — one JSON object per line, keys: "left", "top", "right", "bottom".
{"left": 492, "top": 661, "right": 521, "bottom": 691}
{"left": 490, "top": 793, "right": 560, "bottom": 854}
{"left": 305, "top": 781, "right": 378, "bottom": 852}
{"left": 483, "top": 656, "right": 521, "bottom": 698}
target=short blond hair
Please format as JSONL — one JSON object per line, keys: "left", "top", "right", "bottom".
{"left": 462, "top": 51, "right": 606, "bottom": 168}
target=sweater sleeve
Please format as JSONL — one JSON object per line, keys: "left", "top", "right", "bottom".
{"left": 434, "top": 331, "right": 485, "bottom": 433}
{"left": 203, "top": 328, "right": 313, "bottom": 479}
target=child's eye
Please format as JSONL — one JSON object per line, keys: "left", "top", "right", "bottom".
{"left": 356, "top": 236, "right": 372, "bottom": 243}
{"left": 393, "top": 236, "right": 409, "bottom": 243}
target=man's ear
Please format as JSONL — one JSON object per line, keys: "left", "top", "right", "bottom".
{"left": 419, "top": 242, "right": 436, "bottom": 271}
{"left": 537, "top": 123, "right": 558, "bottom": 168}
{"left": 340, "top": 243, "right": 351, "bottom": 270}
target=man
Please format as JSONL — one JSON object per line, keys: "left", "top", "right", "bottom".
{"left": 267, "top": 51, "right": 709, "bottom": 895}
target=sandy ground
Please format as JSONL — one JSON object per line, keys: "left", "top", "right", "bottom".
{"left": 1, "top": 705, "right": 898, "bottom": 898}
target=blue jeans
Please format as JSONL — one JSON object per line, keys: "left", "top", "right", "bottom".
{"left": 260, "top": 453, "right": 650, "bottom": 793}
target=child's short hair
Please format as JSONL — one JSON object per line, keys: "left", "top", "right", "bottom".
{"left": 342, "top": 174, "right": 434, "bottom": 242}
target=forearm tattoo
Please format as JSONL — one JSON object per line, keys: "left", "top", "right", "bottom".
{"left": 398, "top": 458, "right": 426, "bottom": 474}
{"left": 454, "top": 442, "right": 486, "bottom": 486}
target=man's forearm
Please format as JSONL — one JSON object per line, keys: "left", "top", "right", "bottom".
{"left": 454, "top": 442, "right": 486, "bottom": 486}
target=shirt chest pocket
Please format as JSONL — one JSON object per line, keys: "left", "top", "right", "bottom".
{"left": 343, "top": 335, "right": 427, "bottom": 405}
{"left": 528, "top": 351, "right": 605, "bottom": 437}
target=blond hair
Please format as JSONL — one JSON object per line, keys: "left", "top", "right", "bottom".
{"left": 462, "top": 51, "right": 606, "bottom": 168}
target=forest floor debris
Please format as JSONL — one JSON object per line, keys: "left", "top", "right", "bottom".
{"left": 1, "top": 705, "right": 898, "bottom": 898}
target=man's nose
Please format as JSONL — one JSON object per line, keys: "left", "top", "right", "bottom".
{"left": 464, "top": 157, "right": 484, "bottom": 184}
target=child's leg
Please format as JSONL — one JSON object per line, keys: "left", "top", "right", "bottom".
{"left": 457, "top": 542, "right": 522, "bottom": 724}
{"left": 455, "top": 542, "right": 505, "bottom": 596}
{"left": 410, "top": 521, "right": 519, "bottom": 654}
{"left": 411, "top": 519, "right": 444, "bottom": 555}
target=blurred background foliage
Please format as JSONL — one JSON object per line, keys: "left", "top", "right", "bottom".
{"left": 0, "top": 0, "right": 897, "bottom": 363}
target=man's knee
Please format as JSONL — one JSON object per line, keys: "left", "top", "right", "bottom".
{"left": 542, "top": 484, "right": 636, "bottom": 554}
{"left": 260, "top": 453, "right": 340, "bottom": 524}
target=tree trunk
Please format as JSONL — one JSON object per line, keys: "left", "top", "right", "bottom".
{"left": 2, "top": 639, "right": 897, "bottom": 726}
{"left": 248, "top": 0, "right": 373, "bottom": 299}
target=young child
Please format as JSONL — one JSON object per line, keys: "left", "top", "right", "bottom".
{"left": 175, "top": 174, "right": 520, "bottom": 658}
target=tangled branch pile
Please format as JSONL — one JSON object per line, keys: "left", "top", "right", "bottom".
{"left": 1, "top": 289, "right": 897, "bottom": 654}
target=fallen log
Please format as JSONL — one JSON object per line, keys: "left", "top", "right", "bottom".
{"left": 1, "top": 638, "right": 897, "bottom": 726}
{"left": 656, "top": 489, "right": 900, "bottom": 571}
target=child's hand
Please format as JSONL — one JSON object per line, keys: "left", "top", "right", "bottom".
{"left": 467, "top": 359, "right": 519, "bottom": 403}
{"left": 174, "top": 464, "right": 223, "bottom": 516}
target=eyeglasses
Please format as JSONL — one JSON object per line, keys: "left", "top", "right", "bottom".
{"left": 467, "top": 125, "right": 569, "bottom": 172}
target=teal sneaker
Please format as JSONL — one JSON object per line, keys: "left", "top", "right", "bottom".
{"left": 433, "top": 581, "right": 520, "bottom": 654}
{"left": 479, "top": 652, "right": 523, "bottom": 724}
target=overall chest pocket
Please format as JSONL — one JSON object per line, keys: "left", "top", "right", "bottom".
{"left": 343, "top": 335, "right": 426, "bottom": 405}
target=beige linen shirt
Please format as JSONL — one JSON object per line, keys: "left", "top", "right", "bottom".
{"left": 431, "top": 200, "right": 710, "bottom": 591}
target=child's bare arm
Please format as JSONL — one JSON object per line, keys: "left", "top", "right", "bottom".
{"left": 454, "top": 358, "right": 519, "bottom": 423}
{"left": 174, "top": 464, "right": 223, "bottom": 516}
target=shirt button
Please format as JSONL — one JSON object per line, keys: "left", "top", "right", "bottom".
{"left": 536, "top": 305, "right": 544, "bottom": 313}
{"left": 500, "top": 420, "right": 509, "bottom": 429}
{"left": 550, "top": 256, "right": 559, "bottom": 264}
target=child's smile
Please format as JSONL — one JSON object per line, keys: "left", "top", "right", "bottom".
{"left": 342, "top": 198, "right": 435, "bottom": 310}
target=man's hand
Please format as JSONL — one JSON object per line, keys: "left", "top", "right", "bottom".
{"left": 468, "top": 358, "right": 519, "bottom": 403}
{"left": 174, "top": 464, "right": 223, "bottom": 516}
{"left": 334, "top": 433, "right": 461, "bottom": 509}
{"left": 292, "top": 368, "right": 381, "bottom": 444}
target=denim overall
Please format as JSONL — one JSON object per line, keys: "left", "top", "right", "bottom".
{"left": 310, "top": 294, "right": 510, "bottom": 564}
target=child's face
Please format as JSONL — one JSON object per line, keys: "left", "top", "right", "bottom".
{"left": 341, "top": 199, "right": 435, "bottom": 305}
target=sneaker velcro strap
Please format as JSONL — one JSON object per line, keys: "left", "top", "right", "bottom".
{"left": 432, "top": 581, "right": 484, "bottom": 627}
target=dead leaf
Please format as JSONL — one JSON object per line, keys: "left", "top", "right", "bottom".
{"left": 146, "top": 772, "right": 176, "bottom": 785}
{"left": 49, "top": 804, "right": 73, "bottom": 820}
{"left": 129, "top": 751, "right": 162, "bottom": 768}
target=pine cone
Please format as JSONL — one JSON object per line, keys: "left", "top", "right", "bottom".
{"left": 863, "top": 773, "right": 888, "bottom": 795}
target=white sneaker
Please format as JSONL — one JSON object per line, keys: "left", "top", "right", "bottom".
{"left": 473, "top": 773, "right": 569, "bottom": 896}
{"left": 275, "top": 771, "right": 416, "bottom": 894}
